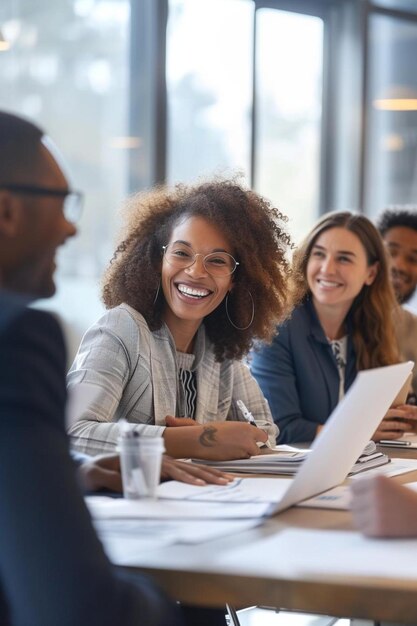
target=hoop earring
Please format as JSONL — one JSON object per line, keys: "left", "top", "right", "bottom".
{"left": 225, "top": 289, "right": 254, "bottom": 331}
{"left": 153, "top": 279, "right": 161, "bottom": 305}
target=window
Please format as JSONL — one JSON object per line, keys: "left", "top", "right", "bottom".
{"left": 254, "top": 8, "right": 323, "bottom": 242}
{"left": 365, "top": 12, "right": 417, "bottom": 217}
{"left": 0, "top": 0, "right": 131, "bottom": 326}
{"left": 372, "top": 0, "right": 417, "bottom": 11}
{"left": 166, "top": 1, "right": 325, "bottom": 242}
{"left": 166, "top": 0, "right": 254, "bottom": 184}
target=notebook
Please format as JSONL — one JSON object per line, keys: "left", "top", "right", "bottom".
{"left": 195, "top": 441, "right": 389, "bottom": 476}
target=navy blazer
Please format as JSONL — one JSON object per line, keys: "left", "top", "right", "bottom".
{"left": 250, "top": 298, "right": 357, "bottom": 443}
{"left": 0, "top": 292, "right": 181, "bottom": 626}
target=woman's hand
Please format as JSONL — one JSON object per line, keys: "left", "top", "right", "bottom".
{"left": 372, "top": 407, "right": 414, "bottom": 441}
{"left": 350, "top": 475, "right": 417, "bottom": 537}
{"left": 165, "top": 415, "right": 197, "bottom": 427}
{"left": 78, "top": 452, "right": 232, "bottom": 493}
{"left": 393, "top": 404, "right": 417, "bottom": 433}
{"left": 160, "top": 457, "right": 233, "bottom": 485}
{"left": 163, "top": 420, "right": 267, "bottom": 460}
{"left": 78, "top": 454, "right": 122, "bottom": 492}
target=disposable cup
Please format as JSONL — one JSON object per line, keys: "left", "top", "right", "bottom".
{"left": 118, "top": 436, "right": 165, "bottom": 499}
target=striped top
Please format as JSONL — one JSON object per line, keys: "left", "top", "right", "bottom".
{"left": 177, "top": 350, "right": 197, "bottom": 419}
{"left": 328, "top": 335, "right": 348, "bottom": 401}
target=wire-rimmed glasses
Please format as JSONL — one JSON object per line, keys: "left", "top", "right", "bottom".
{"left": 163, "top": 242, "right": 239, "bottom": 277}
{"left": 0, "top": 184, "right": 84, "bottom": 224}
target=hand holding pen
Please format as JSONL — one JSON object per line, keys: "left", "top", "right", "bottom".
{"left": 236, "top": 400, "right": 274, "bottom": 449}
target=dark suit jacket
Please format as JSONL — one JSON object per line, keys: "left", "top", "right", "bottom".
{"left": 0, "top": 291, "right": 181, "bottom": 626}
{"left": 250, "top": 298, "right": 357, "bottom": 443}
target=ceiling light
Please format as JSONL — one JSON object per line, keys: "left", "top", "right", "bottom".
{"left": 374, "top": 99, "right": 417, "bottom": 111}
{"left": 373, "top": 85, "right": 417, "bottom": 111}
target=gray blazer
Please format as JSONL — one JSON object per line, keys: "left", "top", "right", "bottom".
{"left": 67, "top": 304, "right": 278, "bottom": 454}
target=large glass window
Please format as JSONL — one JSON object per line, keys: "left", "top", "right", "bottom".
{"left": 166, "top": 0, "right": 254, "bottom": 185}
{"left": 0, "top": 0, "right": 131, "bottom": 330}
{"left": 2, "top": 0, "right": 376, "bottom": 326}
{"left": 254, "top": 8, "right": 323, "bottom": 242}
{"left": 365, "top": 13, "right": 417, "bottom": 217}
{"left": 166, "top": 2, "right": 324, "bottom": 242}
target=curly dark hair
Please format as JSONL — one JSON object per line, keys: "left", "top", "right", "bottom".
{"left": 377, "top": 207, "right": 417, "bottom": 235}
{"left": 102, "top": 179, "right": 292, "bottom": 361}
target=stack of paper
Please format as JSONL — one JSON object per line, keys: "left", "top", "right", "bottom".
{"left": 192, "top": 443, "right": 390, "bottom": 476}
{"left": 349, "top": 450, "right": 390, "bottom": 475}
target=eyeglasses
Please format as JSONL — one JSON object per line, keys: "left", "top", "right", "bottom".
{"left": 0, "top": 184, "right": 84, "bottom": 224}
{"left": 163, "top": 243, "right": 239, "bottom": 277}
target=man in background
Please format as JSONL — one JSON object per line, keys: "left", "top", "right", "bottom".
{"left": 377, "top": 208, "right": 417, "bottom": 398}
{"left": 377, "top": 208, "right": 417, "bottom": 308}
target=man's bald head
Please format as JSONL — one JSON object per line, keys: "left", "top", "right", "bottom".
{"left": 0, "top": 111, "right": 76, "bottom": 298}
{"left": 0, "top": 112, "right": 48, "bottom": 185}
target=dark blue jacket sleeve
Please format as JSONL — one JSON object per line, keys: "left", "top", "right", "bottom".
{"left": 251, "top": 323, "right": 319, "bottom": 444}
{"left": 0, "top": 304, "right": 181, "bottom": 626}
{"left": 251, "top": 301, "right": 357, "bottom": 444}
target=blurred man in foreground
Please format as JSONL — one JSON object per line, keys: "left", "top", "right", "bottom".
{"left": 0, "top": 111, "right": 227, "bottom": 626}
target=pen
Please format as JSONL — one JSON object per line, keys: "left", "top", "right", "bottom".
{"left": 236, "top": 399, "right": 257, "bottom": 426}
{"left": 379, "top": 440, "right": 412, "bottom": 446}
{"left": 236, "top": 400, "right": 274, "bottom": 450}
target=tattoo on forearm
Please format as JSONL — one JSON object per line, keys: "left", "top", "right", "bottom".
{"left": 199, "top": 425, "right": 218, "bottom": 447}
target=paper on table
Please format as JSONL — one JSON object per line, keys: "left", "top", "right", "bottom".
{"left": 155, "top": 459, "right": 417, "bottom": 510}
{"left": 297, "top": 485, "right": 351, "bottom": 510}
{"left": 93, "top": 519, "right": 176, "bottom": 561}
{"left": 190, "top": 452, "right": 310, "bottom": 476}
{"left": 349, "top": 457, "right": 417, "bottom": 480}
{"left": 192, "top": 444, "right": 388, "bottom": 476}
{"left": 86, "top": 495, "right": 270, "bottom": 520}
{"left": 215, "top": 528, "right": 417, "bottom": 580}
{"left": 93, "top": 518, "right": 261, "bottom": 565}
{"left": 299, "top": 459, "right": 417, "bottom": 510}
{"left": 156, "top": 477, "right": 292, "bottom": 503}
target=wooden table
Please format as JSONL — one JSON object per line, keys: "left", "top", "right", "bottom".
{"left": 117, "top": 447, "right": 417, "bottom": 624}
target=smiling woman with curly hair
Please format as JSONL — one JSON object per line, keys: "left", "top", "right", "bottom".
{"left": 67, "top": 179, "right": 292, "bottom": 461}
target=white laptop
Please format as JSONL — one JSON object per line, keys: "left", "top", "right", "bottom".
{"left": 269, "top": 360, "right": 414, "bottom": 514}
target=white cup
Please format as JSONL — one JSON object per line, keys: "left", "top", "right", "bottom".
{"left": 118, "top": 436, "right": 165, "bottom": 499}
